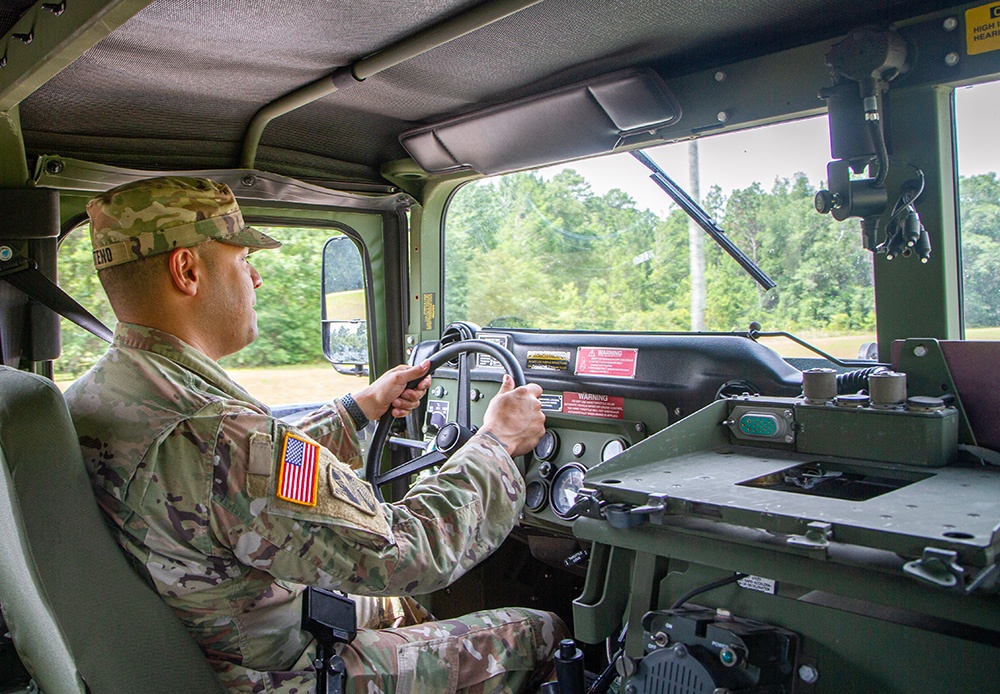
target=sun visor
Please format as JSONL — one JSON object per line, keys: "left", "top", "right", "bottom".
{"left": 399, "top": 68, "right": 681, "bottom": 176}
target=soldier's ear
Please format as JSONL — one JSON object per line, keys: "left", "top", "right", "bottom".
{"left": 166, "top": 246, "right": 201, "bottom": 297}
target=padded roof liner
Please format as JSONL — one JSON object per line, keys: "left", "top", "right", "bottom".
{"left": 1, "top": 0, "right": 968, "bottom": 184}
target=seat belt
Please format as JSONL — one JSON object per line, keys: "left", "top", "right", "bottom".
{"left": 0, "top": 254, "right": 112, "bottom": 344}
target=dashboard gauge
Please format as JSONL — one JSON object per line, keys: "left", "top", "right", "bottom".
{"left": 550, "top": 463, "right": 587, "bottom": 519}
{"left": 534, "top": 430, "right": 559, "bottom": 461}
{"left": 525, "top": 480, "right": 548, "bottom": 512}
{"left": 601, "top": 438, "right": 628, "bottom": 462}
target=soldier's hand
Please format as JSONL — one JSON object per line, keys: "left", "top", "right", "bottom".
{"left": 353, "top": 360, "right": 431, "bottom": 420}
{"left": 478, "top": 375, "right": 545, "bottom": 458}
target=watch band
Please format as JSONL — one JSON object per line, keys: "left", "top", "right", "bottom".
{"left": 339, "top": 393, "right": 370, "bottom": 431}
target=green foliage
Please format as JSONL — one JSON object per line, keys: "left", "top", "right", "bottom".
{"left": 53, "top": 171, "right": 1000, "bottom": 379}
{"left": 56, "top": 227, "right": 335, "bottom": 378}
{"left": 960, "top": 173, "right": 1000, "bottom": 327}
{"left": 446, "top": 169, "right": 887, "bottom": 336}
{"left": 221, "top": 227, "right": 329, "bottom": 368}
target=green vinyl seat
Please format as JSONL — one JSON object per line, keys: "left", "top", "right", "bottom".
{"left": 0, "top": 366, "right": 223, "bottom": 693}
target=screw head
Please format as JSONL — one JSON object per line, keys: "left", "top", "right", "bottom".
{"left": 45, "top": 159, "right": 64, "bottom": 175}
{"left": 944, "top": 52, "right": 960, "bottom": 67}
{"left": 942, "top": 16, "right": 958, "bottom": 31}
{"left": 798, "top": 664, "right": 819, "bottom": 683}
{"left": 913, "top": 345, "right": 928, "bottom": 358}
{"left": 714, "top": 70, "right": 726, "bottom": 82}
{"left": 241, "top": 174, "right": 257, "bottom": 187}
{"left": 717, "top": 110, "right": 730, "bottom": 123}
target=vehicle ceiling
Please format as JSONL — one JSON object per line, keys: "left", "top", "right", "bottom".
{"left": 0, "top": 0, "right": 969, "bottom": 187}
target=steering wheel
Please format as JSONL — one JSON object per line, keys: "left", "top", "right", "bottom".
{"left": 365, "top": 339, "right": 525, "bottom": 501}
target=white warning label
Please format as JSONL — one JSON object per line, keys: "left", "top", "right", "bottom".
{"left": 738, "top": 575, "right": 777, "bottom": 595}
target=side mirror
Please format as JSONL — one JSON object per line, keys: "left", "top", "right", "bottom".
{"left": 322, "top": 236, "right": 369, "bottom": 377}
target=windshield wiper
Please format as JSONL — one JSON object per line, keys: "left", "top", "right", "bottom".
{"left": 630, "top": 150, "right": 776, "bottom": 290}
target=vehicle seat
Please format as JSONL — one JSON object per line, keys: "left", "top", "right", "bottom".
{"left": 0, "top": 366, "right": 223, "bottom": 693}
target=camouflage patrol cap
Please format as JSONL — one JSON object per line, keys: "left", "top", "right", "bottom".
{"left": 86, "top": 176, "right": 281, "bottom": 270}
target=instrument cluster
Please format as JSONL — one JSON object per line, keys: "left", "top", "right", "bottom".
{"left": 520, "top": 414, "right": 646, "bottom": 528}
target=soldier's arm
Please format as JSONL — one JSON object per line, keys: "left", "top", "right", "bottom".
{"left": 291, "top": 361, "right": 430, "bottom": 468}
{"left": 292, "top": 400, "right": 363, "bottom": 468}
{"left": 209, "top": 413, "right": 523, "bottom": 596}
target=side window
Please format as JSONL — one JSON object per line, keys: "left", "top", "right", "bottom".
{"left": 956, "top": 80, "right": 1000, "bottom": 337}
{"left": 56, "top": 225, "right": 367, "bottom": 406}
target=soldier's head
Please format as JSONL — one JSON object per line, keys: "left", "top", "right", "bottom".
{"left": 87, "top": 176, "right": 281, "bottom": 358}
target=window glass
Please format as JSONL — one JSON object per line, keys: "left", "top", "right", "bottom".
{"left": 956, "top": 80, "right": 1000, "bottom": 338}
{"left": 445, "top": 117, "right": 875, "bottom": 358}
{"left": 56, "top": 226, "right": 364, "bottom": 405}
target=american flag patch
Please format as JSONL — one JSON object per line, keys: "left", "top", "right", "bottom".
{"left": 276, "top": 433, "right": 320, "bottom": 506}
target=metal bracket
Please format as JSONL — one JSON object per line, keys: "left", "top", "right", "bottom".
{"left": 903, "top": 547, "right": 1000, "bottom": 593}
{"left": 567, "top": 487, "right": 605, "bottom": 520}
{"left": 787, "top": 521, "right": 832, "bottom": 551}
{"left": 903, "top": 547, "right": 963, "bottom": 589}
{"left": 603, "top": 493, "right": 670, "bottom": 529}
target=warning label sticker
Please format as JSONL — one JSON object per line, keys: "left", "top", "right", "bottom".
{"left": 738, "top": 575, "right": 777, "bottom": 595}
{"left": 563, "top": 392, "right": 625, "bottom": 419}
{"left": 575, "top": 347, "right": 638, "bottom": 378}
{"left": 422, "top": 293, "right": 436, "bottom": 331}
{"left": 540, "top": 394, "right": 564, "bottom": 412}
{"left": 527, "top": 349, "right": 572, "bottom": 372}
{"left": 476, "top": 333, "right": 509, "bottom": 368}
{"left": 967, "top": 3, "right": 1000, "bottom": 54}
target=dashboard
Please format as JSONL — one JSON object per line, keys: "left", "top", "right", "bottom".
{"left": 413, "top": 328, "right": 803, "bottom": 536}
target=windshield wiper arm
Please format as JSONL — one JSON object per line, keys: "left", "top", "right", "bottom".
{"left": 630, "top": 150, "right": 776, "bottom": 290}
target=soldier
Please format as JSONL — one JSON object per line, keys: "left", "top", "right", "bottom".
{"left": 66, "top": 176, "right": 568, "bottom": 693}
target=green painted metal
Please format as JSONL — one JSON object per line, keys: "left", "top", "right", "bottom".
{"left": 574, "top": 517, "right": 1000, "bottom": 692}
{"left": 0, "top": 0, "right": 155, "bottom": 112}
{"left": 0, "top": 106, "right": 29, "bottom": 187}
{"left": 875, "top": 87, "right": 962, "bottom": 357}
{"left": 894, "top": 337, "right": 977, "bottom": 445}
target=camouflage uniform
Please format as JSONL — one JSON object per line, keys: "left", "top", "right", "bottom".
{"left": 66, "top": 178, "right": 567, "bottom": 693}
{"left": 67, "top": 323, "right": 566, "bottom": 693}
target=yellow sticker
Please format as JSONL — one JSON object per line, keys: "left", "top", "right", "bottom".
{"left": 422, "top": 292, "right": 436, "bottom": 331}
{"left": 967, "top": 3, "right": 1000, "bottom": 55}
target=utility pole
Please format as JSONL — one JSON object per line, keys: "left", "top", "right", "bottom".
{"left": 689, "top": 140, "right": 706, "bottom": 331}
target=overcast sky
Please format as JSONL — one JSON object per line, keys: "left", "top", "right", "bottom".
{"left": 545, "top": 80, "right": 1000, "bottom": 217}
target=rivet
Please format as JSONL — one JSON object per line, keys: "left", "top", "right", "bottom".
{"left": 714, "top": 71, "right": 726, "bottom": 82}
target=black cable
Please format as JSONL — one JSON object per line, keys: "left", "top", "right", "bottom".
{"left": 836, "top": 366, "right": 886, "bottom": 394}
{"left": 671, "top": 573, "right": 748, "bottom": 610}
{"left": 586, "top": 650, "right": 621, "bottom": 694}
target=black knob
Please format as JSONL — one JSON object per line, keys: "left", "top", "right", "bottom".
{"left": 814, "top": 189, "right": 837, "bottom": 214}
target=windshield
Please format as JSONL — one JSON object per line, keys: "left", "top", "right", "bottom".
{"left": 444, "top": 116, "right": 875, "bottom": 358}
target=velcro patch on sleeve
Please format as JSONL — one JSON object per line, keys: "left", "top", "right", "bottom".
{"left": 276, "top": 432, "right": 320, "bottom": 507}
{"left": 248, "top": 430, "right": 273, "bottom": 476}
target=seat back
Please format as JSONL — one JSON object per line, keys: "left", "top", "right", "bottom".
{"left": 0, "top": 367, "right": 224, "bottom": 693}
